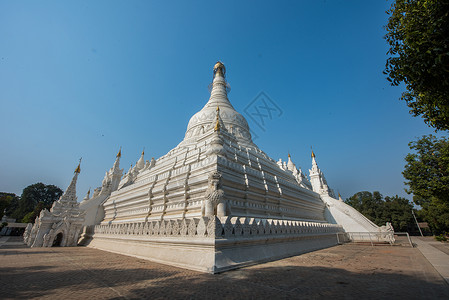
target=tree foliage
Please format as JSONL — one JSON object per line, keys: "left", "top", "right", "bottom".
{"left": 21, "top": 202, "right": 47, "bottom": 224}
{"left": 384, "top": 0, "right": 449, "bottom": 131}
{"left": 403, "top": 135, "right": 449, "bottom": 233}
{"left": 0, "top": 193, "right": 18, "bottom": 220}
{"left": 345, "top": 191, "right": 415, "bottom": 232}
{"left": 14, "top": 183, "right": 63, "bottom": 222}
{"left": 384, "top": 195, "right": 417, "bottom": 233}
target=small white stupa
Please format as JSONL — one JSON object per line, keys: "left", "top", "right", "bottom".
{"left": 24, "top": 162, "right": 85, "bottom": 247}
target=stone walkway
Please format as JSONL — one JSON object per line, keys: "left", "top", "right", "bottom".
{"left": 0, "top": 236, "right": 448, "bottom": 299}
{"left": 412, "top": 236, "right": 449, "bottom": 284}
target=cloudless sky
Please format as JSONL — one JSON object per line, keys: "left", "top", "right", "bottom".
{"left": 0, "top": 0, "right": 445, "bottom": 201}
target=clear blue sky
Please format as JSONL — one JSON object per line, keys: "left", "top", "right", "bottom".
{"left": 0, "top": 0, "right": 445, "bottom": 200}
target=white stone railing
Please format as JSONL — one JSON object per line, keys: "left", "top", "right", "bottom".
{"left": 89, "top": 216, "right": 343, "bottom": 239}
{"left": 345, "top": 231, "right": 395, "bottom": 244}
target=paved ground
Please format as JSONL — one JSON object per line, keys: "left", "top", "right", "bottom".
{"left": 413, "top": 236, "right": 449, "bottom": 284}
{"left": 1, "top": 236, "right": 448, "bottom": 300}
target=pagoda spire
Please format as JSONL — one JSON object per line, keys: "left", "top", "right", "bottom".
{"left": 205, "top": 61, "right": 234, "bottom": 110}
{"left": 83, "top": 188, "right": 91, "bottom": 201}
{"left": 98, "top": 150, "right": 125, "bottom": 196}
{"left": 287, "top": 153, "right": 295, "bottom": 172}
{"left": 182, "top": 61, "right": 254, "bottom": 146}
{"left": 112, "top": 147, "right": 122, "bottom": 173}
{"left": 309, "top": 150, "right": 321, "bottom": 193}
{"left": 74, "top": 157, "right": 81, "bottom": 173}
{"left": 309, "top": 151, "right": 335, "bottom": 197}
{"left": 311, "top": 149, "right": 319, "bottom": 173}
{"left": 136, "top": 148, "right": 145, "bottom": 170}
{"left": 60, "top": 159, "right": 81, "bottom": 203}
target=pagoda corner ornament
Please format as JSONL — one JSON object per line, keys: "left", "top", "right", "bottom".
{"left": 202, "top": 171, "right": 228, "bottom": 217}
{"left": 29, "top": 62, "right": 395, "bottom": 273}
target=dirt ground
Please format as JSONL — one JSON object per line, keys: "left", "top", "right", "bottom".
{"left": 1, "top": 236, "right": 448, "bottom": 299}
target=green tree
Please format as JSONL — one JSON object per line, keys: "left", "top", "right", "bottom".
{"left": 384, "top": 0, "right": 449, "bottom": 131}
{"left": 0, "top": 193, "right": 19, "bottom": 219}
{"left": 21, "top": 202, "right": 47, "bottom": 224}
{"left": 15, "top": 183, "right": 63, "bottom": 222}
{"left": 345, "top": 191, "right": 386, "bottom": 225}
{"left": 403, "top": 135, "right": 449, "bottom": 233}
{"left": 384, "top": 196, "right": 415, "bottom": 232}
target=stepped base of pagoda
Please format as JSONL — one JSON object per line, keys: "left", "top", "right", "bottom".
{"left": 82, "top": 216, "right": 345, "bottom": 273}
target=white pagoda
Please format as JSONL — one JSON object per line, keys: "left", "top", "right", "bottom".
{"left": 24, "top": 163, "right": 85, "bottom": 248}
{"left": 79, "top": 62, "right": 393, "bottom": 273}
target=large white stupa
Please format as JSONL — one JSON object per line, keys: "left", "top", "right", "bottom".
{"left": 76, "top": 62, "right": 393, "bottom": 273}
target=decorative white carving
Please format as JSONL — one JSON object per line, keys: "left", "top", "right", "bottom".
{"left": 89, "top": 216, "right": 343, "bottom": 241}
{"left": 202, "top": 171, "right": 226, "bottom": 217}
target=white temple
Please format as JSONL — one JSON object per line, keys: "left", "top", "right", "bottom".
{"left": 24, "top": 163, "right": 86, "bottom": 247}
{"left": 74, "top": 62, "right": 393, "bottom": 273}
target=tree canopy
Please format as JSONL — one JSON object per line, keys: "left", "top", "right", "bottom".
{"left": 403, "top": 135, "right": 449, "bottom": 233}
{"left": 0, "top": 193, "right": 19, "bottom": 220}
{"left": 384, "top": 0, "right": 449, "bottom": 131}
{"left": 14, "top": 183, "right": 63, "bottom": 223}
{"left": 345, "top": 191, "right": 415, "bottom": 232}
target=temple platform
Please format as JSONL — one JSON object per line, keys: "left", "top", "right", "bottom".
{"left": 81, "top": 216, "right": 344, "bottom": 273}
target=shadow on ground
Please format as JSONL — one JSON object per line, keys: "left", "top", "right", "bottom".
{"left": 1, "top": 243, "right": 448, "bottom": 299}
{"left": 1, "top": 261, "right": 448, "bottom": 299}
{"left": 125, "top": 265, "right": 449, "bottom": 299}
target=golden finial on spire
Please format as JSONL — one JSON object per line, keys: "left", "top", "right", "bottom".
{"left": 214, "top": 106, "right": 221, "bottom": 132}
{"left": 288, "top": 153, "right": 291, "bottom": 158}
{"left": 142, "top": 147, "right": 145, "bottom": 156}
{"left": 213, "top": 61, "right": 226, "bottom": 77}
{"left": 311, "top": 146, "right": 315, "bottom": 158}
{"left": 117, "top": 147, "right": 122, "bottom": 158}
{"left": 74, "top": 157, "right": 82, "bottom": 173}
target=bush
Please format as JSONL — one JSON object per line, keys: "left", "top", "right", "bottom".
{"left": 435, "top": 233, "right": 448, "bottom": 242}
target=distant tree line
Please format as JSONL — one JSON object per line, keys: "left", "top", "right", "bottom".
{"left": 0, "top": 183, "right": 63, "bottom": 224}
{"left": 345, "top": 191, "right": 416, "bottom": 233}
